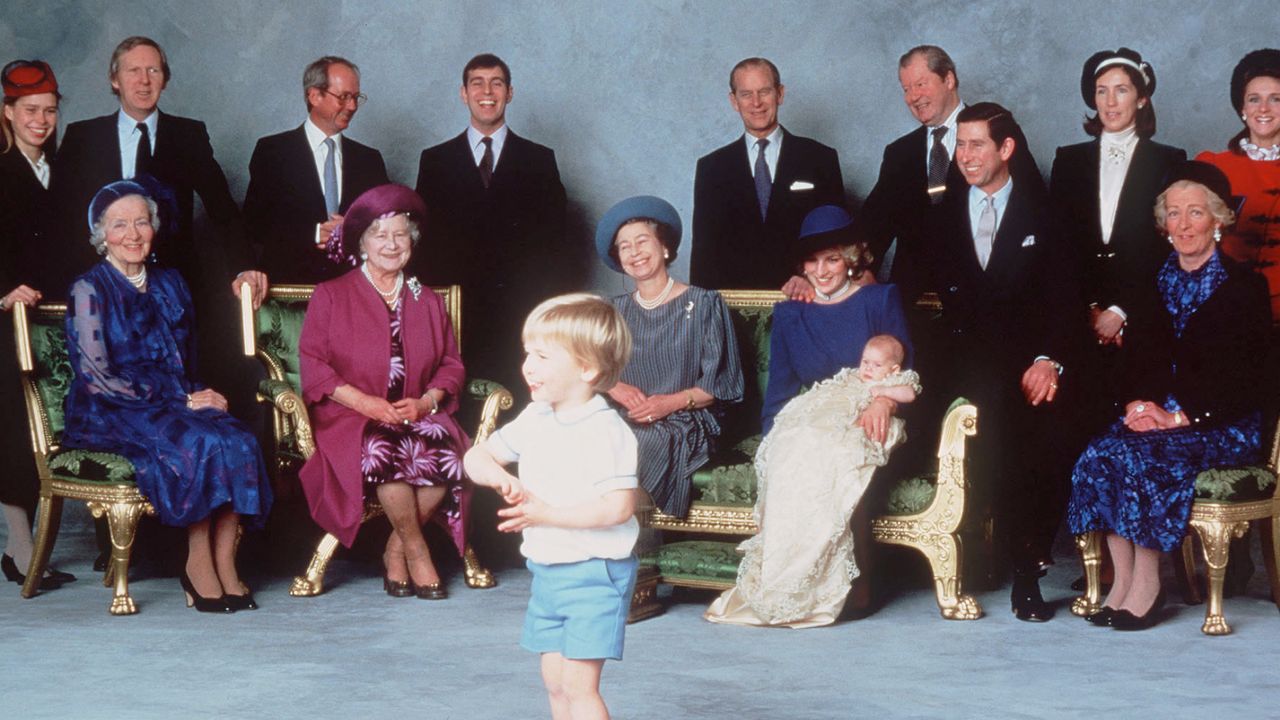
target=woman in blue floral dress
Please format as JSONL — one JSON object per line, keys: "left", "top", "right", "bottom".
{"left": 63, "top": 179, "right": 272, "bottom": 612}
{"left": 1068, "top": 162, "right": 1270, "bottom": 630}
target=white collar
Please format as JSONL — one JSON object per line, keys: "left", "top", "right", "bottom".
{"left": 304, "top": 118, "right": 342, "bottom": 150}
{"left": 1100, "top": 126, "right": 1138, "bottom": 148}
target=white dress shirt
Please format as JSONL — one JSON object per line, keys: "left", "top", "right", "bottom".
{"left": 743, "top": 125, "right": 783, "bottom": 181}
{"left": 23, "top": 151, "right": 50, "bottom": 189}
{"left": 117, "top": 109, "right": 158, "bottom": 179}
{"left": 303, "top": 118, "right": 344, "bottom": 205}
{"left": 468, "top": 124, "right": 509, "bottom": 169}
{"left": 924, "top": 102, "right": 964, "bottom": 174}
{"left": 1097, "top": 126, "right": 1138, "bottom": 245}
{"left": 968, "top": 176, "right": 1013, "bottom": 268}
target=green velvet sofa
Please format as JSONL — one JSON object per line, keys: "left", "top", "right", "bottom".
{"left": 639, "top": 289, "right": 984, "bottom": 621}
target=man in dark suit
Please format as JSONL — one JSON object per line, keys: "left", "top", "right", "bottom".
{"left": 858, "top": 45, "right": 967, "bottom": 298}
{"left": 52, "top": 36, "right": 245, "bottom": 295}
{"left": 239, "top": 56, "right": 389, "bottom": 295}
{"left": 412, "top": 53, "right": 568, "bottom": 393}
{"left": 932, "top": 103, "right": 1087, "bottom": 621}
{"left": 691, "top": 57, "right": 844, "bottom": 289}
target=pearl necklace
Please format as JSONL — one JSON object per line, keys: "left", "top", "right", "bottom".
{"left": 125, "top": 267, "right": 147, "bottom": 290}
{"left": 361, "top": 263, "right": 403, "bottom": 305}
{"left": 634, "top": 276, "right": 675, "bottom": 310}
{"left": 814, "top": 279, "right": 853, "bottom": 303}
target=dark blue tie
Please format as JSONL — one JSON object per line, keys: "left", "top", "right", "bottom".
{"left": 134, "top": 122, "right": 151, "bottom": 177}
{"left": 754, "top": 138, "right": 771, "bottom": 220}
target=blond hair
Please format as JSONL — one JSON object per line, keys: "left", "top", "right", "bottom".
{"left": 1153, "top": 180, "right": 1236, "bottom": 229}
{"left": 865, "top": 334, "right": 905, "bottom": 366}
{"left": 522, "top": 293, "right": 632, "bottom": 392}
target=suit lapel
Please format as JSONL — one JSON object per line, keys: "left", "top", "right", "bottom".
{"left": 985, "top": 184, "right": 1033, "bottom": 279}
{"left": 489, "top": 130, "right": 520, "bottom": 190}
{"left": 104, "top": 111, "right": 125, "bottom": 180}
{"left": 450, "top": 131, "right": 486, "bottom": 194}
{"left": 1112, "top": 139, "right": 1153, "bottom": 239}
{"left": 337, "top": 134, "right": 361, "bottom": 207}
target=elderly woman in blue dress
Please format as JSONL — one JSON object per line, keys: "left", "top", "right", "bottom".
{"left": 62, "top": 179, "right": 272, "bottom": 613}
{"left": 595, "top": 196, "right": 743, "bottom": 519}
{"left": 706, "top": 205, "right": 914, "bottom": 627}
{"left": 1068, "top": 162, "right": 1269, "bottom": 631}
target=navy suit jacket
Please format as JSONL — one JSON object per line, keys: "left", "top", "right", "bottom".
{"left": 1049, "top": 138, "right": 1185, "bottom": 319}
{"left": 691, "top": 128, "right": 843, "bottom": 289}
{"left": 242, "top": 125, "right": 389, "bottom": 283}
{"left": 52, "top": 110, "right": 245, "bottom": 289}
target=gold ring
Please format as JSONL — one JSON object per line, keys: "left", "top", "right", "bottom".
{"left": 1050, "top": 383, "right": 1058, "bottom": 389}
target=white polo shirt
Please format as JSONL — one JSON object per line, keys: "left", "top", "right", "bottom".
{"left": 489, "top": 395, "right": 639, "bottom": 565}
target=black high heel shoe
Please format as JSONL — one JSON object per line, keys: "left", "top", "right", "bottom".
{"left": 384, "top": 575, "right": 413, "bottom": 598}
{"left": 1084, "top": 606, "right": 1117, "bottom": 627}
{"left": 2, "top": 554, "right": 74, "bottom": 590}
{"left": 225, "top": 583, "right": 258, "bottom": 611}
{"left": 1112, "top": 589, "right": 1167, "bottom": 631}
{"left": 179, "top": 572, "right": 234, "bottom": 613}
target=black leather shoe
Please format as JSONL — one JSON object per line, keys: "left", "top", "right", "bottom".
{"left": 225, "top": 585, "right": 258, "bottom": 611}
{"left": 1084, "top": 607, "right": 1116, "bottom": 626}
{"left": 1011, "top": 575, "right": 1054, "bottom": 622}
{"left": 1112, "top": 590, "right": 1166, "bottom": 631}
{"left": 2, "top": 554, "right": 66, "bottom": 590}
{"left": 384, "top": 575, "right": 413, "bottom": 598}
{"left": 412, "top": 580, "right": 448, "bottom": 600}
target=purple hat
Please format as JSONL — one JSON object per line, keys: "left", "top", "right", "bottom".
{"left": 327, "top": 184, "right": 427, "bottom": 266}
{"left": 87, "top": 175, "right": 178, "bottom": 241}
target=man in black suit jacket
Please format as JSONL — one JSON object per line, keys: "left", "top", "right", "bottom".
{"left": 239, "top": 56, "right": 388, "bottom": 294}
{"left": 691, "top": 57, "right": 843, "bottom": 289}
{"left": 932, "top": 103, "right": 1087, "bottom": 622}
{"left": 412, "top": 53, "right": 568, "bottom": 392}
{"left": 52, "top": 36, "right": 245, "bottom": 295}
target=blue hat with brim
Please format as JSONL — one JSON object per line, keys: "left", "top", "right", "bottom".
{"left": 87, "top": 175, "right": 178, "bottom": 242}
{"left": 595, "top": 195, "right": 682, "bottom": 273}
{"left": 791, "top": 205, "right": 857, "bottom": 266}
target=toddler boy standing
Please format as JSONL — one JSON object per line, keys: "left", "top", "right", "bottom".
{"left": 465, "top": 293, "right": 638, "bottom": 720}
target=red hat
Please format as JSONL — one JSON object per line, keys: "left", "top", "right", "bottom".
{"left": 2, "top": 60, "right": 59, "bottom": 99}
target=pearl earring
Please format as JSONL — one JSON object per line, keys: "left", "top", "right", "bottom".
{"left": 360, "top": 251, "right": 368, "bottom": 260}
{"left": 1214, "top": 227, "right": 1222, "bottom": 243}
{"left": 1243, "top": 113, "right": 1249, "bottom": 122}
{"left": 846, "top": 268, "right": 854, "bottom": 277}
{"left": 663, "top": 250, "right": 669, "bottom": 260}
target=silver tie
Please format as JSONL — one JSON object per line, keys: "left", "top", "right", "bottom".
{"left": 975, "top": 196, "right": 996, "bottom": 270}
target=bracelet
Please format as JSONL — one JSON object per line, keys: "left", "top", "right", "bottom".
{"left": 684, "top": 391, "right": 696, "bottom": 411}
{"left": 424, "top": 393, "right": 439, "bottom": 415}
{"left": 1173, "top": 411, "right": 1183, "bottom": 426}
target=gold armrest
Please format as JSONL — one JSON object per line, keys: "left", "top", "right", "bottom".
{"left": 467, "top": 379, "right": 513, "bottom": 443}
{"left": 260, "top": 379, "right": 315, "bottom": 460}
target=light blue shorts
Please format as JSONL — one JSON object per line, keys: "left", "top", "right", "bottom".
{"left": 521, "top": 556, "right": 638, "bottom": 661}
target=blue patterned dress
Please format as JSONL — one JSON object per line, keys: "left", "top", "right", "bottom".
{"left": 1067, "top": 253, "right": 1263, "bottom": 551}
{"left": 62, "top": 262, "right": 272, "bottom": 527}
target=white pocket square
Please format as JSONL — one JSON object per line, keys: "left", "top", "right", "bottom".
{"left": 789, "top": 180, "right": 815, "bottom": 191}
{"left": 1021, "top": 235, "right": 1036, "bottom": 247}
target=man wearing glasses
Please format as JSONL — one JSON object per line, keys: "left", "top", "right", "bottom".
{"left": 53, "top": 35, "right": 246, "bottom": 294}
{"left": 240, "top": 56, "right": 388, "bottom": 291}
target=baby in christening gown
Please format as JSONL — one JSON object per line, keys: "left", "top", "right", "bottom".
{"left": 705, "top": 334, "right": 920, "bottom": 628}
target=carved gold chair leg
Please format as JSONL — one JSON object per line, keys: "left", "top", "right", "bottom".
{"left": 290, "top": 532, "right": 342, "bottom": 597}
{"left": 462, "top": 543, "right": 496, "bottom": 589}
{"left": 1260, "top": 516, "right": 1280, "bottom": 609}
{"left": 1071, "top": 531, "right": 1104, "bottom": 617}
{"left": 1190, "top": 518, "right": 1250, "bottom": 635}
{"left": 921, "top": 531, "right": 982, "bottom": 620}
{"left": 21, "top": 494, "right": 63, "bottom": 599}
{"left": 88, "top": 500, "right": 152, "bottom": 616}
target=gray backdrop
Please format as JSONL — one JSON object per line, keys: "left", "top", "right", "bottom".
{"left": 4, "top": 0, "right": 1271, "bottom": 293}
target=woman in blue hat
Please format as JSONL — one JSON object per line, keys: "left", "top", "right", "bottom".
{"left": 706, "top": 204, "right": 913, "bottom": 627}
{"left": 595, "top": 195, "right": 744, "bottom": 520}
{"left": 62, "top": 178, "right": 272, "bottom": 612}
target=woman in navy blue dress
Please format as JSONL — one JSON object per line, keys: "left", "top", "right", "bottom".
{"left": 62, "top": 179, "right": 272, "bottom": 613}
{"left": 1068, "top": 162, "right": 1269, "bottom": 630}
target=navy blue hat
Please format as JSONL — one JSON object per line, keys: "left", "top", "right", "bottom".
{"left": 87, "top": 175, "right": 178, "bottom": 241}
{"left": 1081, "top": 48, "right": 1155, "bottom": 110}
{"left": 1230, "top": 49, "right": 1280, "bottom": 115}
{"left": 595, "top": 195, "right": 682, "bottom": 273}
{"left": 1163, "top": 160, "right": 1240, "bottom": 216}
{"left": 792, "top": 205, "right": 857, "bottom": 265}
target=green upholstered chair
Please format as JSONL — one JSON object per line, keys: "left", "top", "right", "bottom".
{"left": 12, "top": 302, "right": 156, "bottom": 615}
{"left": 239, "top": 284, "right": 512, "bottom": 596}
{"left": 641, "top": 289, "right": 984, "bottom": 621}
{"left": 1073, "top": 432, "right": 1280, "bottom": 635}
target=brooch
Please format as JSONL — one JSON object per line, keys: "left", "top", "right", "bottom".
{"left": 684, "top": 300, "right": 695, "bottom": 319}
{"left": 406, "top": 276, "right": 423, "bottom": 301}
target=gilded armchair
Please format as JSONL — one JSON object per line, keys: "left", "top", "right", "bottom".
{"left": 1073, "top": 421, "right": 1280, "bottom": 635}
{"left": 239, "top": 284, "right": 511, "bottom": 596}
{"left": 12, "top": 301, "right": 156, "bottom": 615}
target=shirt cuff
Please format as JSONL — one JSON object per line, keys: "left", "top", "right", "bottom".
{"left": 1103, "top": 305, "right": 1127, "bottom": 322}
{"left": 1033, "top": 356, "right": 1064, "bottom": 375}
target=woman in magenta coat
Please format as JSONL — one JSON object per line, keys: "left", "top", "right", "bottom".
{"left": 299, "top": 184, "right": 470, "bottom": 600}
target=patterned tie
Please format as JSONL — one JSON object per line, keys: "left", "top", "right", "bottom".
{"left": 322, "top": 137, "right": 339, "bottom": 216}
{"left": 754, "top": 137, "right": 771, "bottom": 220}
{"left": 975, "top": 196, "right": 996, "bottom": 270}
{"left": 134, "top": 122, "right": 152, "bottom": 177}
{"left": 927, "top": 125, "right": 949, "bottom": 204}
{"left": 479, "top": 136, "right": 494, "bottom": 189}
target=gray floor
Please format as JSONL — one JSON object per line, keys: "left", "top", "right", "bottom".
{"left": 4, "top": 518, "right": 1280, "bottom": 720}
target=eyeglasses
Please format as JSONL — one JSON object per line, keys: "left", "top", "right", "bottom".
{"left": 323, "top": 89, "right": 368, "bottom": 107}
